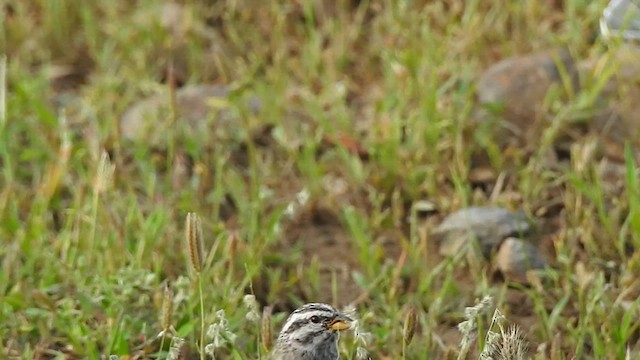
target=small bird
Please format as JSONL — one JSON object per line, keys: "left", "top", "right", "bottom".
{"left": 274, "top": 303, "right": 354, "bottom": 360}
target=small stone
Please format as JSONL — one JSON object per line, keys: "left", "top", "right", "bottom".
{"left": 476, "top": 48, "right": 578, "bottom": 137}
{"left": 495, "top": 237, "right": 547, "bottom": 282}
{"left": 468, "top": 166, "right": 497, "bottom": 184}
{"left": 413, "top": 200, "right": 437, "bottom": 214}
{"left": 435, "top": 206, "right": 530, "bottom": 258}
{"left": 120, "top": 85, "right": 261, "bottom": 146}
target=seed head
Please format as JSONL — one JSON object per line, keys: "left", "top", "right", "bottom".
{"left": 185, "top": 212, "right": 204, "bottom": 273}
{"left": 402, "top": 304, "right": 418, "bottom": 346}
{"left": 161, "top": 282, "right": 174, "bottom": 331}
{"left": 261, "top": 305, "right": 273, "bottom": 351}
{"left": 481, "top": 325, "right": 528, "bottom": 360}
{"left": 94, "top": 151, "right": 114, "bottom": 195}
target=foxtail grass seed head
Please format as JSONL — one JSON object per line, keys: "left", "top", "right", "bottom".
{"left": 161, "top": 282, "right": 174, "bottom": 332}
{"left": 185, "top": 212, "right": 204, "bottom": 273}
{"left": 261, "top": 305, "right": 273, "bottom": 351}
{"left": 94, "top": 151, "right": 114, "bottom": 195}
{"left": 402, "top": 304, "right": 418, "bottom": 346}
{"left": 480, "top": 325, "right": 528, "bottom": 360}
{"left": 502, "top": 326, "right": 528, "bottom": 360}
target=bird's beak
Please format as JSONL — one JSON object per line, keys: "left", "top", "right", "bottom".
{"left": 327, "top": 314, "right": 353, "bottom": 332}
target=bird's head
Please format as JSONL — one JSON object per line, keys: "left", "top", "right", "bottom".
{"left": 275, "top": 303, "right": 353, "bottom": 360}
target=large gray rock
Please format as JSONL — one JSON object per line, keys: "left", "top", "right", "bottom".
{"left": 476, "top": 49, "right": 579, "bottom": 139}
{"left": 600, "top": 0, "right": 640, "bottom": 42}
{"left": 435, "top": 206, "right": 531, "bottom": 258}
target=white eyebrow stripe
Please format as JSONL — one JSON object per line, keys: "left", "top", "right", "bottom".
{"left": 281, "top": 309, "right": 335, "bottom": 333}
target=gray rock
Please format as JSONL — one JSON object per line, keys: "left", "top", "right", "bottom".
{"left": 120, "top": 85, "right": 261, "bottom": 146}
{"left": 435, "top": 206, "right": 531, "bottom": 258}
{"left": 476, "top": 49, "right": 578, "bottom": 138}
{"left": 495, "top": 237, "right": 547, "bottom": 282}
{"left": 602, "top": 47, "right": 640, "bottom": 144}
{"left": 600, "top": 0, "right": 640, "bottom": 42}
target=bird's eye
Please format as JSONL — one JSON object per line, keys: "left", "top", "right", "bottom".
{"left": 310, "top": 315, "right": 321, "bottom": 323}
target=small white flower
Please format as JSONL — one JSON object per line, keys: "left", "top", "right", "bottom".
{"left": 167, "top": 337, "right": 185, "bottom": 360}
{"left": 243, "top": 294, "right": 256, "bottom": 306}
{"left": 457, "top": 320, "right": 474, "bottom": 334}
{"left": 296, "top": 189, "right": 310, "bottom": 206}
{"left": 204, "top": 343, "right": 215, "bottom": 356}
{"left": 215, "top": 310, "right": 228, "bottom": 327}
{"left": 334, "top": 82, "right": 347, "bottom": 98}
{"left": 246, "top": 312, "right": 260, "bottom": 323}
{"left": 205, "top": 309, "right": 238, "bottom": 352}
{"left": 341, "top": 304, "right": 357, "bottom": 317}
{"left": 283, "top": 189, "right": 310, "bottom": 218}
{"left": 480, "top": 331, "right": 501, "bottom": 358}
{"left": 243, "top": 294, "right": 261, "bottom": 323}
{"left": 347, "top": 311, "right": 373, "bottom": 353}
{"left": 356, "top": 346, "right": 370, "bottom": 360}
{"left": 206, "top": 323, "right": 221, "bottom": 340}
{"left": 284, "top": 203, "right": 296, "bottom": 217}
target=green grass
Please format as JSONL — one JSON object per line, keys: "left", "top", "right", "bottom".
{"left": 2, "top": 0, "right": 640, "bottom": 359}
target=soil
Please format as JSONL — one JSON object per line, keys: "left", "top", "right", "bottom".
{"left": 279, "top": 201, "right": 365, "bottom": 309}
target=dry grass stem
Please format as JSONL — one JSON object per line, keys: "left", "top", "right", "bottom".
{"left": 0, "top": 55, "right": 6, "bottom": 127}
